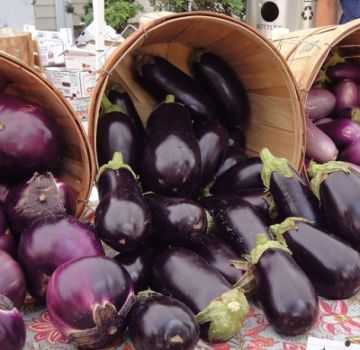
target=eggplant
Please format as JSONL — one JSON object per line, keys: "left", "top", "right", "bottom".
{"left": 327, "top": 61, "right": 360, "bottom": 82}
{"left": 214, "top": 146, "right": 248, "bottom": 179}
{"left": 151, "top": 247, "right": 249, "bottom": 342}
{"left": 334, "top": 79, "right": 359, "bottom": 111}
{"left": 339, "top": 139, "right": 360, "bottom": 165}
{"left": 305, "top": 87, "right": 336, "bottom": 120}
{"left": 96, "top": 93, "right": 142, "bottom": 172}
{"left": 210, "top": 157, "right": 263, "bottom": 195}
{"left": 137, "top": 55, "right": 216, "bottom": 122}
{"left": 337, "top": 106, "right": 360, "bottom": 122}
{"left": 144, "top": 193, "right": 207, "bottom": 244}
{"left": 95, "top": 154, "right": 152, "bottom": 252}
{"left": 129, "top": 295, "right": 199, "bottom": 350}
{"left": 306, "top": 118, "right": 338, "bottom": 163}
{"left": 141, "top": 96, "right": 201, "bottom": 197}
{"left": 260, "top": 148, "right": 324, "bottom": 226}
{"left": 308, "top": 161, "right": 360, "bottom": 250}
{"left": 228, "top": 129, "right": 246, "bottom": 148}
{"left": 214, "top": 201, "right": 318, "bottom": 335}
{"left": 195, "top": 120, "right": 228, "bottom": 189}
{"left": 192, "top": 51, "right": 249, "bottom": 128}
{"left": 314, "top": 117, "right": 333, "bottom": 126}
{"left": 271, "top": 218, "right": 360, "bottom": 299}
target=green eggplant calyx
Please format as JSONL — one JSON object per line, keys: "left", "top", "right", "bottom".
{"left": 195, "top": 288, "right": 249, "bottom": 343}
{"left": 244, "top": 233, "right": 292, "bottom": 265}
{"left": 136, "top": 52, "right": 155, "bottom": 76}
{"left": 260, "top": 148, "right": 292, "bottom": 190}
{"left": 164, "top": 94, "right": 175, "bottom": 104}
{"left": 202, "top": 183, "right": 212, "bottom": 197}
{"left": 317, "top": 69, "right": 331, "bottom": 85}
{"left": 107, "top": 84, "right": 125, "bottom": 95}
{"left": 308, "top": 160, "right": 351, "bottom": 199}
{"left": 191, "top": 49, "right": 207, "bottom": 64}
{"left": 351, "top": 108, "right": 360, "bottom": 124}
{"left": 231, "top": 260, "right": 256, "bottom": 295}
{"left": 100, "top": 93, "right": 124, "bottom": 115}
{"left": 205, "top": 210, "right": 214, "bottom": 234}
{"left": 263, "top": 190, "right": 278, "bottom": 219}
{"left": 270, "top": 217, "right": 312, "bottom": 245}
{"left": 136, "top": 289, "right": 162, "bottom": 301}
{"left": 96, "top": 152, "right": 137, "bottom": 182}
{"left": 324, "top": 51, "right": 346, "bottom": 69}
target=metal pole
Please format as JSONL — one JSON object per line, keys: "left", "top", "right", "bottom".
{"left": 93, "top": 0, "right": 106, "bottom": 72}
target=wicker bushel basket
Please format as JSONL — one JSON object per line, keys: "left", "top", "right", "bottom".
{"left": 0, "top": 52, "right": 95, "bottom": 217}
{"left": 89, "top": 11, "right": 305, "bottom": 171}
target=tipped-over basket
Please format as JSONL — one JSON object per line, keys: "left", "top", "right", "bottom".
{"left": 0, "top": 51, "right": 95, "bottom": 217}
{"left": 89, "top": 11, "right": 305, "bottom": 171}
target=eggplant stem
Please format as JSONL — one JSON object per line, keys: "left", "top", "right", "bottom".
{"left": 164, "top": 94, "right": 175, "bottom": 104}
{"left": 106, "top": 84, "right": 125, "bottom": 96}
{"left": 205, "top": 210, "right": 214, "bottom": 233}
{"left": 270, "top": 217, "right": 312, "bottom": 245}
{"left": 231, "top": 261, "right": 256, "bottom": 295}
{"left": 0, "top": 295, "right": 14, "bottom": 310}
{"left": 190, "top": 49, "right": 207, "bottom": 64}
{"left": 351, "top": 107, "right": 360, "bottom": 124}
{"left": 263, "top": 191, "right": 278, "bottom": 219}
{"left": 135, "top": 52, "right": 155, "bottom": 76}
{"left": 136, "top": 289, "right": 162, "bottom": 301}
{"left": 100, "top": 93, "right": 124, "bottom": 115}
{"left": 170, "top": 335, "right": 184, "bottom": 344}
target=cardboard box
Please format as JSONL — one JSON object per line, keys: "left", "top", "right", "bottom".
{"left": 45, "top": 67, "right": 96, "bottom": 98}
{"left": 67, "top": 97, "right": 90, "bottom": 120}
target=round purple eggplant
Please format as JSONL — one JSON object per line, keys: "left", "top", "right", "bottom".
{"left": 4, "top": 172, "right": 74, "bottom": 236}
{"left": 214, "top": 146, "right": 248, "bottom": 179}
{"left": 327, "top": 61, "right": 360, "bottom": 82}
{"left": 210, "top": 157, "right": 263, "bottom": 195}
{"left": 129, "top": 295, "right": 200, "bottom": 350}
{"left": 144, "top": 192, "right": 207, "bottom": 244}
{"left": 137, "top": 54, "right": 216, "bottom": 123}
{"left": 228, "top": 129, "right": 246, "bottom": 148}
{"left": 0, "top": 95, "right": 61, "bottom": 179}
{"left": 141, "top": 96, "right": 201, "bottom": 197}
{"left": 334, "top": 79, "right": 359, "bottom": 112}
{"left": 339, "top": 139, "right": 360, "bottom": 166}
{"left": 195, "top": 119, "right": 228, "bottom": 189}
{"left": 260, "top": 148, "right": 324, "bottom": 227}
{"left": 305, "top": 87, "right": 336, "bottom": 120}
{"left": 192, "top": 51, "right": 249, "bottom": 128}
{"left": 18, "top": 215, "right": 105, "bottom": 302}
{"left": 271, "top": 218, "right": 360, "bottom": 299}
{"left": 308, "top": 161, "right": 360, "bottom": 250}
{"left": 151, "top": 247, "right": 249, "bottom": 342}
{"left": 0, "top": 209, "right": 16, "bottom": 258}
{"left": 0, "top": 295, "right": 26, "bottom": 350}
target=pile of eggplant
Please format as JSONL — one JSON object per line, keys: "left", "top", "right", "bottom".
{"left": 305, "top": 52, "right": 360, "bottom": 168}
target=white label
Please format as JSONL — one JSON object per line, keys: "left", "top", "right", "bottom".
{"left": 307, "top": 337, "right": 360, "bottom": 350}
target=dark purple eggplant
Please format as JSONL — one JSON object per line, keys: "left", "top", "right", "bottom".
{"left": 334, "top": 79, "right": 359, "bottom": 111}
{"left": 144, "top": 192, "right": 207, "bottom": 244}
{"left": 114, "top": 243, "right": 158, "bottom": 293}
{"left": 151, "top": 247, "right": 249, "bottom": 342}
{"left": 195, "top": 120, "right": 228, "bottom": 189}
{"left": 192, "top": 51, "right": 249, "bottom": 128}
{"left": 107, "top": 84, "right": 145, "bottom": 138}
{"left": 141, "top": 96, "right": 201, "bottom": 197}
{"left": 228, "top": 129, "right": 246, "bottom": 148}
{"left": 308, "top": 161, "right": 360, "bottom": 250}
{"left": 129, "top": 295, "right": 200, "bottom": 350}
{"left": 318, "top": 118, "right": 360, "bottom": 147}
{"left": 337, "top": 106, "right": 360, "bottom": 122}
{"left": 97, "top": 93, "right": 142, "bottom": 172}
{"left": 339, "top": 139, "right": 360, "bottom": 165}
{"left": 214, "top": 146, "right": 248, "bottom": 179}
{"left": 0, "top": 177, "right": 15, "bottom": 205}
{"left": 137, "top": 54, "right": 216, "bottom": 123}
{"left": 210, "top": 157, "right": 263, "bottom": 195}
{"left": 327, "top": 61, "right": 360, "bottom": 82}
{"left": 260, "top": 148, "right": 324, "bottom": 226}
{"left": 271, "top": 218, "right": 360, "bottom": 299}
{"left": 305, "top": 87, "right": 336, "bottom": 120}
{"left": 0, "top": 209, "right": 16, "bottom": 258}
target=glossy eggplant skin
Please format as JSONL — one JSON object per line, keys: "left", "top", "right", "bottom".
{"left": 214, "top": 146, "right": 247, "bottom": 179}
{"left": 144, "top": 193, "right": 207, "bottom": 244}
{"left": 96, "top": 111, "right": 141, "bottom": 172}
{"left": 141, "top": 101, "right": 201, "bottom": 197}
{"left": 129, "top": 295, "right": 199, "bottom": 350}
{"left": 228, "top": 129, "right": 246, "bottom": 149}
{"left": 269, "top": 170, "right": 324, "bottom": 227}
{"left": 255, "top": 250, "right": 319, "bottom": 336}
{"left": 192, "top": 51, "right": 249, "bottom": 128}
{"left": 184, "top": 234, "right": 244, "bottom": 285}
{"left": 210, "top": 157, "right": 263, "bottom": 195}
{"left": 195, "top": 120, "right": 228, "bottom": 189}
{"left": 139, "top": 56, "right": 216, "bottom": 122}
{"left": 279, "top": 221, "right": 360, "bottom": 299}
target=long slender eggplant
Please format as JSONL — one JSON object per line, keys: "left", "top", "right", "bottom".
{"left": 151, "top": 247, "right": 249, "bottom": 343}
{"left": 214, "top": 202, "right": 318, "bottom": 336}
{"left": 129, "top": 295, "right": 200, "bottom": 350}
{"left": 144, "top": 193, "right": 207, "bottom": 244}
{"left": 260, "top": 148, "right": 324, "bottom": 226}
{"left": 214, "top": 146, "right": 247, "bottom": 179}
{"left": 195, "top": 120, "right": 228, "bottom": 189}
{"left": 137, "top": 54, "right": 216, "bottom": 122}
{"left": 308, "top": 161, "right": 360, "bottom": 250}
{"left": 192, "top": 51, "right": 249, "bottom": 128}
{"left": 95, "top": 153, "right": 152, "bottom": 252}
{"left": 210, "top": 157, "right": 263, "bottom": 195}
{"left": 228, "top": 129, "right": 246, "bottom": 148}
{"left": 327, "top": 61, "right": 360, "bottom": 82}
{"left": 141, "top": 95, "right": 201, "bottom": 197}
{"left": 271, "top": 218, "right": 360, "bottom": 299}
{"left": 96, "top": 93, "right": 142, "bottom": 172}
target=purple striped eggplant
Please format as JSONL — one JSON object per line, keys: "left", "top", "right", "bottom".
{"left": 334, "top": 79, "right": 359, "bottom": 112}
{"left": 305, "top": 87, "right": 336, "bottom": 120}
{"left": 260, "top": 148, "right": 324, "bottom": 226}
{"left": 339, "top": 139, "right": 360, "bottom": 165}
{"left": 195, "top": 120, "right": 228, "bottom": 189}
{"left": 151, "top": 247, "right": 249, "bottom": 342}
{"left": 191, "top": 51, "right": 249, "bottom": 128}
{"left": 129, "top": 295, "right": 199, "bottom": 350}
{"left": 141, "top": 96, "right": 201, "bottom": 197}
{"left": 327, "top": 61, "right": 360, "bottom": 82}
{"left": 144, "top": 192, "right": 207, "bottom": 244}
{"left": 308, "top": 161, "right": 360, "bottom": 250}
{"left": 271, "top": 218, "right": 360, "bottom": 299}
{"left": 214, "top": 146, "right": 247, "bottom": 179}
{"left": 210, "top": 157, "right": 263, "bottom": 195}
{"left": 137, "top": 54, "right": 216, "bottom": 123}
{"left": 228, "top": 129, "right": 246, "bottom": 148}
